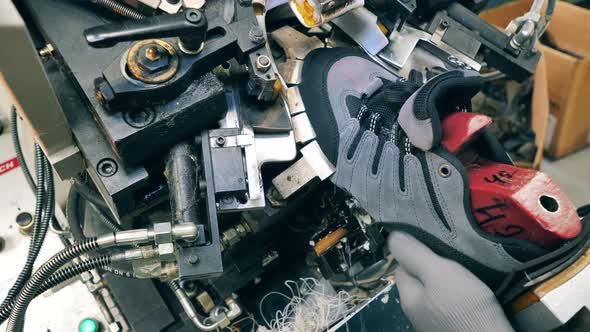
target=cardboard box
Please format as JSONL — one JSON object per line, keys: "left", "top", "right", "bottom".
{"left": 482, "top": 0, "right": 590, "bottom": 158}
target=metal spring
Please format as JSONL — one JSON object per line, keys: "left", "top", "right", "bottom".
{"left": 5, "top": 238, "right": 100, "bottom": 331}
{"left": 90, "top": 0, "right": 146, "bottom": 20}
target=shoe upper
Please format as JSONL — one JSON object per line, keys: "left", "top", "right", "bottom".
{"left": 299, "top": 48, "right": 554, "bottom": 288}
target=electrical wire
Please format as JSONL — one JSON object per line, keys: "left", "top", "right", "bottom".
{"left": 0, "top": 111, "right": 52, "bottom": 318}
{"left": 10, "top": 108, "right": 34, "bottom": 191}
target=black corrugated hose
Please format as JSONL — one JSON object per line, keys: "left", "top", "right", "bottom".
{"left": 66, "top": 184, "right": 138, "bottom": 278}
{"left": 0, "top": 111, "right": 53, "bottom": 318}
{"left": 37, "top": 255, "right": 112, "bottom": 295}
{"left": 5, "top": 238, "right": 100, "bottom": 331}
{"left": 0, "top": 255, "right": 112, "bottom": 322}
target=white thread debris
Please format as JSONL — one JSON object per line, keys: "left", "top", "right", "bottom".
{"left": 257, "top": 278, "right": 364, "bottom": 332}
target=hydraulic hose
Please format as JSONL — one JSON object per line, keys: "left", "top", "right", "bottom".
{"left": 5, "top": 238, "right": 101, "bottom": 331}
{"left": 0, "top": 255, "right": 112, "bottom": 321}
{"left": 0, "top": 145, "right": 48, "bottom": 315}
{"left": 66, "top": 185, "right": 137, "bottom": 278}
{"left": 38, "top": 255, "right": 112, "bottom": 295}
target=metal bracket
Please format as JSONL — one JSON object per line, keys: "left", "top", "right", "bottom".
{"left": 272, "top": 140, "right": 335, "bottom": 199}
{"left": 377, "top": 25, "right": 481, "bottom": 72}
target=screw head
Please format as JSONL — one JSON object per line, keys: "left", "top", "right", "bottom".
{"left": 215, "top": 136, "right": 226, "bottom": 146}
{"left": 97, "top": 158, "right": 118, "bottom": 177}
{"left": 440, "top": 19, "right": 450, "bottom": 28}
{"left": 124, "top": 108, "right": 155, "bottom": 128}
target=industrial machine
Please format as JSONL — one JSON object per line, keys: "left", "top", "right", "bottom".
{"left": 1, "top": 0, "right": 588, "bottom": 331}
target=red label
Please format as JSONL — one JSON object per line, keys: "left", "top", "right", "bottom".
{"left": 0, "top": 157, "right": 20, "bottom": 176}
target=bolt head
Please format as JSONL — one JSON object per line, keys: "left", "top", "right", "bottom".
{"left": 97, "top": 158, "right": 118, "bottom": 177}
{"left": 215, "top": 136, "right": 226, "bottom": 146}
{"left": 136, "top": 44, "right": 170, "bottom": 73}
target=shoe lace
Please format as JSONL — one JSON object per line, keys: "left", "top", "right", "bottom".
{"left": 356, "top": 71, "right": 423, "bottom": 152}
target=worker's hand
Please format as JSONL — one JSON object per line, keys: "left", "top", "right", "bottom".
{"left": 389, "top": 232, "right": 514, "bottom": 332}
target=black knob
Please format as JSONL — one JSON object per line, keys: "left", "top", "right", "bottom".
{"left": 84, "top": 9, "right": 207, "bottom": 53}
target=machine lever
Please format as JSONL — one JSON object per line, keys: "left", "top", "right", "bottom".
{"left": 84, "top": 9, "right": 207, "bottom": 53}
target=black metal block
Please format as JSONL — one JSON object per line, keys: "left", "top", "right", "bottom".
{"left": 94, "top": 72, "right": 227, "bottom": 165}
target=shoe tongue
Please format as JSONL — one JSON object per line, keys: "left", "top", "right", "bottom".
{"left": 363, "top": 82, "right": 419, "bottom": 131}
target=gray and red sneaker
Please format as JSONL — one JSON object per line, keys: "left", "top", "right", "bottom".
{"left": 298, "top": 47, "right": 590, "bottom": 300}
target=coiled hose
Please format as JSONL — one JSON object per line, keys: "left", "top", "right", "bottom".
{"left": 5, "top": 238, "right": 100, "bottom": 331}
{"left": 0, "top": 255, "right": 112, "bottom": 321}
{"left": 89, "top": 0, "right": 146, "bottom": 20}
{"left": 0, "top": 114, "right": 51, "bottom": 317}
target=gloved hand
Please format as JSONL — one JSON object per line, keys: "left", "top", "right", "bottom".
{"left": 389, "top": 232, "right": 514, "bottom": 332}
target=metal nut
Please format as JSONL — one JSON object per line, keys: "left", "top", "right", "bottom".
{"left": 153, "top": 222, "right": 173, "bottom": 244}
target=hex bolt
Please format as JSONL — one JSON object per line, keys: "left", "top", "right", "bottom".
{"left": 255, "top": 55, "right": 271, "bottom": 72}
{"left": 145, "top": 46, "right": 161, "bottom": 61}
{"left": 215, "top": 136, "right": 226, "bottom": 146}
{"left": 440, "top": 19, "right": 449, "bottom": 29}
{"left": 97, "top": 158, "right": 118, "bottom": 177}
